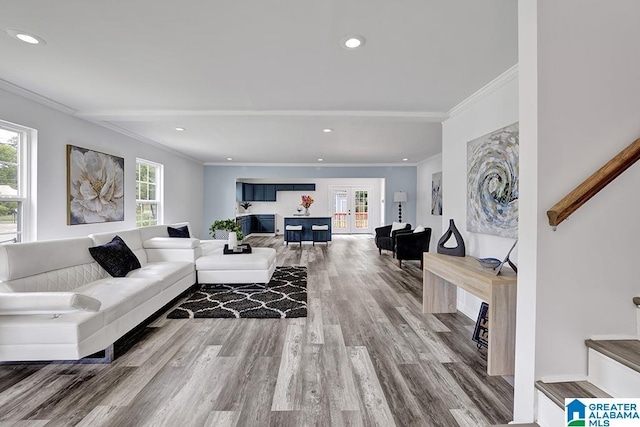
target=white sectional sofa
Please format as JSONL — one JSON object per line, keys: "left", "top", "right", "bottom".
{"left": 0, "top": 223, "right": 220, "bottom": 363}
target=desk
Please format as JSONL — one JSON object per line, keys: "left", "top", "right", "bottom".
{"left": 423, "top": 253, "right": 517, "bottom": 376}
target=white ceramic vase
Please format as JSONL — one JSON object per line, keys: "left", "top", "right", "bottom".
{"left": 228, "top": 232, "right": 238, "bottom": 250}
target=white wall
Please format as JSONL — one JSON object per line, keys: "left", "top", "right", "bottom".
{"left": 238, "top": 178, "right": 383, "bottom": 235}
{"left": 531, "top": 0, "right": 640, "bottom": 378}
{"left": 441, "top": 70, "right": 519, "bottom": 319}
{"left": 513, "top": 1, "right": 640, "bottom": 422}
{"left": 416, "top": 154, "right": 443, "bottom": 253}
{"left": 0, "top": 87, "right": 204, "bottom": 240}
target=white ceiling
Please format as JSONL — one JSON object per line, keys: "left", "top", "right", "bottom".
{"left": 0, "top": 0, "right": 518, "bottom": 164}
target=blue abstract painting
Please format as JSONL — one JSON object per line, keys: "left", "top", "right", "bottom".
{"left": 466, "top": 123, "right": 519, "bottom": 238}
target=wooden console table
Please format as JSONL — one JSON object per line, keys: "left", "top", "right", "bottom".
{"left": 423, "top": 253, "right": 517, "bottom": 376}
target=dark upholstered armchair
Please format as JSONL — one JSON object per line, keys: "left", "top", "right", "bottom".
{"left": 375, "top": 223, "right": 411, "bottom": 256}
{"left": 396, "top": 228, "right": 432, "bottom": 268}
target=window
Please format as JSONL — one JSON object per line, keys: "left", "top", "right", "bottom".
{"left": 0, "top": 120, "right": 33, "bottom": 242}
{"left": 136, "top": 159, "right": 163, "bottom": 227}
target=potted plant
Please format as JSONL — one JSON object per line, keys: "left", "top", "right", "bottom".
{"left": 209, "top": 218, "right": 244, "bottom": 241}
{"left": 239, "top": 201, "right": 252, "bottom": 212}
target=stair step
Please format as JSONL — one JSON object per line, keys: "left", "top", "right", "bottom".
{"left": 585, "top": 339, "right": 640, "bottom": 374}
{"left": 535, "top": 380, "right": 610, "bottom": 408}
{"left": 586, "top": 339, "right": 640, "bottom": 396}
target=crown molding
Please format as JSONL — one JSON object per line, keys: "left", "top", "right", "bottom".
{"left": 0, "top": 79, "right": 77, "bottom": 115}
{"left": 415, "top": 152, "right": 443, "bottom": 166}
{"left": 203, "top": 162, "right": 418, "bottom": 167}
{"left": 76, "top": 109, "right": 449, "bottom": 122}
{"left": 447, "top": 64, "right": 519, "bottom": 119}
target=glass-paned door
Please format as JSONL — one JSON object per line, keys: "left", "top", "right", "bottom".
{"left": 332, "top": 188, "right": 349, "bottom": 232}
{"left": 330, "top": 186, "right": 372, "bottom": 234}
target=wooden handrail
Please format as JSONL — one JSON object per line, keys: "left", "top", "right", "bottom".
{"left": 547, "top": 138, "right": 640, "bottom": 228}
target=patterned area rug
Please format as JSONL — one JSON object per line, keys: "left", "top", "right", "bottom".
{"left": 167, "top": 266, "right": 307, "bottom": 319}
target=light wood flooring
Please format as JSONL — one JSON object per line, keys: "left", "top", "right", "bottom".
{"left": 0, "top": 235, "right": 513, "bottom": 426}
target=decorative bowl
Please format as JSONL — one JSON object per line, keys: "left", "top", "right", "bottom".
{"left": 476, "top": 257, "right": 502, "bottom": 269}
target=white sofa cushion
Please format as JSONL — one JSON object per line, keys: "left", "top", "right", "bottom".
{"left": 414, "top": 225, "right": 425, "bottom": 233}
{"left": 126, "top": 261, "right": 194, "bottom": 291}
{"left": 75, "top": 277, "right": 161, "bottom": 324}
{"left": 0, "top": 263, "right": 106, "bottom": 293}
{"left": 0, "top": 292, "right": 101, "bottom": 315}
{"left": 143, "top": 237, "right": 201, "bottom": 249}
{"left": 0, "top": 237, "right": 96, "bottom": 282}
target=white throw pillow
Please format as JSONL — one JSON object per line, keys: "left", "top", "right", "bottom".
{"left": 414, "top": 225, "right": 425, "bottom": 233}
{"left": 0, "top": 292, "right": 101, "bottom": 315}
{"left": 391, "top": 222, "right": 407, "bottom": 232}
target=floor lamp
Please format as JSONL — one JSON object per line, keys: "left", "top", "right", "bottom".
{"left": 393, "top": 191, "right": 407, "bottom": 222}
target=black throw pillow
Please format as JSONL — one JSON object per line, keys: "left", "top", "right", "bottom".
{"left": 167, "top": 225, "right": 190, "bottom": 238}
{"left": 89, "top": 235, "right": 141, "bottom": 277}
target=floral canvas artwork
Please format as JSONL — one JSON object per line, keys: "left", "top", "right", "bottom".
{"left": 466, "top": 123, "right": 519, "bottom": 238}
{"left": 67, "top": 145, "right": 124, "bottom": 225}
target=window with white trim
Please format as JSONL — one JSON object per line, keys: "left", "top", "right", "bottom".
{"left": 136, "top": 159, "right": 163, "bottom": 227}
{"left": 0, "top": 120, "right": 33, "bottom": 243}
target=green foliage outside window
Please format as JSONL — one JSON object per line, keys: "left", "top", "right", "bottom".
{"left": 0, "top": 137, "right": 18, "bottom": 223}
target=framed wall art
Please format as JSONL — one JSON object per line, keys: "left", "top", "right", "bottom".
{"left": 466, "top": 123, "right": 519, "bottom": 238}
{"left": 431, "top": 171, "right": 442, "bottom": 215}
{"left": 67, "top": 145, "right": 124, "bottom": 225}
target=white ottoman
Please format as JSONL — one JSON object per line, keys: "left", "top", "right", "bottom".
{"left": 196, "top": 247, "right": 277, "bottom": 284}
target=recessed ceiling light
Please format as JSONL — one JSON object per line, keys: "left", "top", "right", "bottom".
{"left": 318, "top": 158, "right": 324, "bottom": 162}
{"left": 175, "top": 127, "right": 185, "bottom": 131}
{"left": 340, "top": 35, "right": 366, "bottom": 50}
{"left": 402, "top": 158, "right": 408, "bottom": 162}
{"left": 227, "top": 157, "right": 233, "bottom": 161}
{"left": 5, "top": 29, "right": 46, "bottom": 45}
{"left": 323, "top": 128, "right": 332, "bottom": 133}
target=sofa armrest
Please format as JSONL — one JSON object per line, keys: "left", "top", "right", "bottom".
{"left": 0, "top": 292, "right": 101, "bottom": 315}
{"left": 375, "top": 225, "right": 393, "bottom": 238}
{"left": 396, "top": 229, "right": 432, "bottom": 259}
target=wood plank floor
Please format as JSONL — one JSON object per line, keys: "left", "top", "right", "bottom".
{"left": 0, "top": 235, "right": 514, "bottom": 426}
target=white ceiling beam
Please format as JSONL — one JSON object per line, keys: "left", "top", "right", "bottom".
{"left": 75, "top": 110, "right": 449, "bottom": 122}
